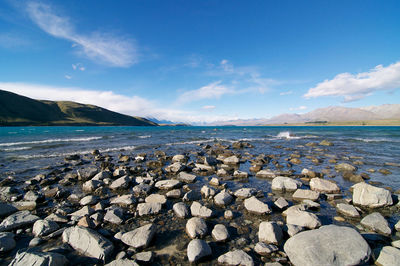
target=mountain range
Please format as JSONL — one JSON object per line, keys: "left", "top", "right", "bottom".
{"left": 208, "top": 104, "right": 400, "bottom": 126}
{"left": 0, "top": 90, "right": 157, "bottom": 126}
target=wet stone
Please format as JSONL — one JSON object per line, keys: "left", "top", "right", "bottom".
{"left": 234, "top": 188, "right": 256, "bottom": 199}
{"left": 137, "top": 202, "right": 162, "bottom": 216}
{"left": 186, "top": 217, "right": 208, "bottom": 239}
{"left": 0, "top": 211, "right": 39, "bottom": 232}
{"left": 274, "top": 197, "right": 289, "bottom": 210}
{"left": 121, "top": 223, "right": 156, "bottom": 249}
{"left": 32, "top": 219, "right": 59, "bottom": 237}
{"left": 217, "top": 250, "right": 254, "bottom": 266}
{"left": 375, "top": 246, "right": 400, "bottom": 266}
{"left": 9, "top": 251, "right": 68, "bottom": 266}
{"left": 360, "top": 212, "right": 391, "bottom": 236}
{"left": 173, "top": 202, "right": 190, "bottom": 218}
{"left": 190, "top": 201, "right": 214, "bottom": 218}
{"left": 211, "top": 224, "right": 229, "bottom": 242}
{"left": 258, "top": 221, "right": 283, "bottom": 245}
{"left": 244, "top": 196, "right": 271, "bottom": 215}
{"left": 336, "top": 203, "right": 360, "bottom": 218}
{"left": 254, "top": 242, "right": 278, "bottom": 256}
{"left": 187, "top": 239, "right": 212, "bottom": 263}
{"left": 292, "top": 189, "right": 320, "bottom": 201}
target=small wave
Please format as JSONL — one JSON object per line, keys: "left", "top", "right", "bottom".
{"left": 138, "top": 135, "right": 151, "bottom": 139}
{"left": 75, "top": 130, "right": 85, "bottom": 132}
{"left": 0, "top": 136, "right": 102, "bottom": 147}
{"left": 2, "top": 146, "right": 32, "bottom": 152}
{"left": 276, "top": 131, "right": 301, "bottom": 139}
{"left": 352, "top": 137, "right": 400, "bottom": 143}
{"left": 165, "top": 138, "right": 235, "bottom": 146}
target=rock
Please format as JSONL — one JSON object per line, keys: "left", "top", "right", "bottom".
{"left": 284, "top": 224, "right": 305, "bottom": 237}
{"left": 223, "top": 155, "right": 240, "bottom": 165}
{"left": 29, "top": 237, "right": 43, "bottom": 247}
{"left": 200, "top": 185, "right": 216, "bottom": 198}
{"left": 302, "top": 199, "right": 320, "bottom": 209}
{"left": 109, "top": 175, "right": 131, "bottom": 190}
{"left": 376, "top": 246, "right": 400, "bottom": 266}
{"left": 352, "top": 182, "right": 393, "bottom": 208}
{"left": 212, "top": 224, "right": 229, "bottom": 242}
{"left": 319, "top": 140, "right": 333, "bottom": 146}
{"left": 214, "top": 190, "right": 233, "bottom": 206}
{"left": 301, "top": 168, "right": 316, "bottom": 178}
{"left": 271, "top": 176, "right": 302, "bottom": 192}
{"left": 256, "top": 169, "right": 276, "bottom": 179}
{"left": 121, "top": 223, "right": 156, "bottom": 249}
{"left": 77, "top": 167, "right": 98, "bottom": 181}
{"left": 292, "top": 189, "right": 320, "bottom": 201}
{"left": 0, "top": 202, "right": 18, "bottom": 217}
{"left": 137, "top": 202, "right": 162, "bottom": 216}
{"left": 104, "top": 208, "right": 124, "bottom": 225}
{"left": 284, "top": 225, "right": 371, "bottom": 266}
{"left": 32, "top": 219, "right": 59, "bottom": 237}
{"left": 186, "top": 217, "right": 207, "bottom": 239}
{"left": 183, "top": 190, "right": 201, "bottom": 201}
{"left": 92, "top": 171, "right": 112, "bottom": 180}
{"left": 12, "top": 201, "right": 36, "bottom": 211}
{"left": 258, "top": 221, "right": 283, "bottom": 245}
{"left": 135, "top": 251, "right": 153, "bottom": 263}
{"left": 187, "top": 239, "right": 212, "bottom": 262}
{"left": 23, "top": 191, "right": 44, "bottom": 202}
{"left": 132, "top": 183, "right": 152, "bottom": 196}
{"left": 0, "top": 232, "right": 16, "bottom": 252}
{"left": 145, "top": 194, "right": 167, "bottom": 205}
{"left": 335, "top": 163, "right": 357, "bottom": 173}
{"left": 62, "top": 226, "right": 114, "bottom": 261}
{"left": 254, "top": 242, "right": 278, "bottom": 256}
{"left": 224, "top": 210, "right": 234, "bottom": 219}
{"left": 0, "top": 211, "right": 39, "bottom": 232}
{"left": 274, "top": 197, "right": 289, "bottom": 210}
{"left": 172, "top": 154, "right": 187, "bottom": 163}
{"left": 336, "top": 203, "right": 360, "bottom": 217}
{"left": 209, "top": 177, "right": 220, "bottom": 186}
{"left": 77, "top": 216, "right": 96, "bottom": 228}
{"left": 9, "top": 251, "right": 68, "bottom": 266}
{"left": 395, "top": 220, "right": 400, "bottom": 231}
{"left": 82, "top": 180, "right": 103, "bottom": 192}
{"left": 45, "top": 213, "right": 68, "bottom": 223}
{"left": 110, "top": 194, "right": 136, "bottom": 206}
{"left": 391, "top": 240, "right": 400, "bottom": 249}
{"left": 80, "top": 195, "right": 99, "bottom": 206}
{"left": 360, "top": 212, "right": 391, "bottom": 236}
{"left": 244, "top": 196, "right": 271, "bottom": 215}
{"left": 69, "top": 206, "right": 94, "bottom": 219}
{"left": 155, "top": 179, "right": 181, "bottom": 190}
{"left": 286, "top": 210, "right": 321, "bottom": 229}
{"left": 233, "top": 170, "right": 248, "bottom": 179}
{"left": 309, "top": 178, "right": 340, "bottom": 193}
{"left": 234, "top": 188, "right": 256, "bottom": 199}
{"left": 165, "top": 162, "right": 185, "bottom": 173}
{"left": 105, "top": 259, "right": 139, "bottom": 266}
{"left": 190, "top": 201, "right": 214, "bottom": 218}
{"left": 217, "top": 250, "right": 254, "bottom": 266}
{"left": 166, "top": 189, "right": 182, "bottom": 198}
{"left": 173, "top": 202, "right": 190, "bottom": 218}
{"left": 177, "top": 172, "right": 197, "bottom": 183}
{"left": 217, "top": 168, "right": 228, "bottom": 177}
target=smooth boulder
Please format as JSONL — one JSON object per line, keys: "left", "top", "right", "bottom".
{"left": 309, "top": 178, "right": 340, "bottom": 193}
{"left": 9, "top": 251, "right": 68, "bottom": 266}
{"left": 217, "top": 250, "right": 254, "bottom": 266}
{"left": 187, "top": 239, "right": 212, "bottom": 262}
{"left": 360, "top": 212, "right": 391, "bottom": 236}
{"left": 352, "top": 182, "right": 393, "bottom": 208}
{"left": 121, "top": 223, "right": 156, "bottom": 249}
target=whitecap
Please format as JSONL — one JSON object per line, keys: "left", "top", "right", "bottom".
{"left": 0, "top": 136, "right": 102, "bottom": 147}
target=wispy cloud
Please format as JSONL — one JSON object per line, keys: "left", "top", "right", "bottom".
{"left": 289, "top": 105, "right": 307, "bottom": 111}
{"left": 304, "top": 61, "right": 400, "bottom": 102}
{"left": 64, "top": 75, "right": 72, "bottom": 80}
{"left": 177, "top": 81, "right": 232, "bottom": 104}
{"left": 202, "top": 105, "right": 216, "bottom": 110}
{"left": 72, "top": 63, "right": 85, "bottom": 71}
{"left": 26, "top": 1, "right": 137, "bottom": 67}
{"left": 0, "top": 82, "right": 237, "bottom": 124}
{"left": 0, "top": 33, "right": 30, "bottom": 48}
{"left": 280, "top": 90, "right": 293, "bottom": 96}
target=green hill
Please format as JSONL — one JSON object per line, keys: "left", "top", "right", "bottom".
{"left": 0, "top": 90, "right": 158, "bottom": 126}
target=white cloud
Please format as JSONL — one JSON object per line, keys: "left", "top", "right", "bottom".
{"left": 177, "top": 81, "right": 232, "bottom": 104}
{"left": 26, "top": 1, "right": 137, "bottom": 67}
{"left": 64, "top": 75, "right": 72, "bottom": 79}
{"left": 0, "top": 82, "right": 237, "bottom": 124}
{"left": 202, "top": 105, "right": 216, "bottom": 110}
{"left": 304, "top": 61, "right": 400, "bottom": 102}
{"left": 280, "top": 90, "right": 293, "bottom": 96}
{"left": 72, "top": 63, "right": 85, "bottom": 71}
{"left": 289, "top": 105, "right": 307, "bottom": 111}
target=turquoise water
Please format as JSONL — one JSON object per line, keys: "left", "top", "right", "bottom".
{"left": 1, "top": 126, "right": 400, "bottom": 191}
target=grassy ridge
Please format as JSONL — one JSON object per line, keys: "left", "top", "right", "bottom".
{"left": 0, "top": 90, "right": 157, "bottom": 126}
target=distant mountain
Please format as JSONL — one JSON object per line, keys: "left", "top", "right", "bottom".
{"left": 208, "top": 104, "right": 400, "bottom": 126}
{"left": 0, "top": 90, "right": 158, "bottom": 126}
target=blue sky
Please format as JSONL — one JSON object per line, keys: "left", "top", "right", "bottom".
{"left": 1, "top": 0, "right": 400, "bottom": 123}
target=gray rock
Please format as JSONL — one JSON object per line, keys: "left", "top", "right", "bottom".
{"left": 105, "top": 259, "right": 139, "bottom": 266}
{"left": 23, "top": 191, "right": 44, "bottom": 202}
{"left": 109, "top": 175, "right": 131, "bottom": 190}
{"left": 166, "top": 189, "right": 182, "bottom": 198}
{"left": 29, "top": 237, "right": 43, "bottom": 247}
{"left": 172, "top": 154, "right": 187, "bottom": 163}
{"left": 104, "top": 208, "right": 124, "bottom": 225}
{"left": 135, "top": 251, "right": 153, "bottom": 263}
{"left": 284, "top": 225, "right": 371, "bottom": 266}
{"left": 92, "top": 171, "right": 112, "bottom": 181}
{"left": 256, "top": 169, "right": 276, "bottom": 179}
{"left": 302, "top": 199, "right": 320, "bottom": 209}
{"left": 212, "top": 224, "right": 229, "bottom": 242}
{"left": 200, "top": 185, "right": 216, "bottom": 198}
{"left": 254, "top": 242, "right": 278, "bottom": 256}
{"left": 234, "top": 188, "right": 256, "bottom": 199}
{"left": 32, "top": 219, "right": 59, "bottom": 237}
{"left": 190, "top": 201, "right": 214, "bottom": 218}
{"left": 258, "top": 221, "right": 283, "bottom": 245}
{"left": 62, "top": 226, "right": 114, "bottom": 261}
{"left": 292, "top": 189, "right": 320, "bottom": 201}
{"left": 69, "top": 206, "right": 94, "bottom": 219}
{"left": 177, "top": 172, "right": 197, "bottom": 183}
{"left": 214, "top": 190, "right": 233, "bottom": 206}
{"left": 0, "top": 202, "right": 18, "bottom": 217}
{"left": 145, "top": 194, "right": 167, "bottom": 205}
{"left": 9, "top": 251, "right": 68, "bottom": 266}
{"left": 360, "top": 212, "right": 391, "bottom": 236}
{"left": 352, "top": 182, "right": 393, "bottom": 208}
{"left": 224, "top": 210, "right": 234, "bottom": 219}
{"left": 0, "top": 232, "right": 16, "bottom": 252}
{"left": 82, "top": 180, "right": 103, "bottom": 192}
{"left": 274, "top": 197, "right": 289, "bottom": 210}
{"left": 335, "top": 163, "right": 357, "bottom": 173}
{"left": 110, "top": 194, "right": 136, "bottom": 206}
{"left": 233, "top": 170, "right": 248, "bottom": 179}
{"left": 165, "top": 162, "right": 184, "bottom": 173}
{"left": 309, "top": 178, "right": 340, "bottom": 193}
{"left": 137, "top": 202, "right": 162, "bottom": 216}
{"left": 132, "top": 183, "right": 152, "bottom": 196}
{"left": 217, "top": 250, "right": 254, "bottom": 266}
{"left": 396, "top": 220, "right": 400, "bottom": 231}
{"left": 286, "top": 210, "right": 321, "bottom": 229}
{"left": 244, "top": 196, "right": 271, "bottom": 215}
{"left": 284, "top": 224, "right": 305, "bottom": 237}
{"left": 186, "top": 217, "right": 207, "bottom": 239}
{"left": 183, "top": 190, "right": 201, "bottom": 201}
{"left": 80, "top": 195, "right": 99, "bottom": 206}
{"left": 271, "top": 176, "right": 302, "bottom": 192}
{"left": 0, "top": 211, "right": 39, "bottom": 232}
{"left": 223, "top": 155, "right": 240, "bottom": 165}
{"left": 336, "top": 203, "right": 360, "bottom": 217}
{"left": 375, "top": 246, "right": 400, "bottom": 266}
{"left": 121, "top": 223, "right": 156, "bottom": 249}
{"left": 155, "top": 179, "right": 181, "bottom": 190}
{"left": 45, "top": 213, "right": 69, "bottom": 223}
{"left": 187, "top": 239, "right": 212, "bottom": 262}
{"left": 12, "top": 201, "right": 36, "bottom": 211}
{"left": 173, "top": 202, "right": 189, "bottom": 218}
{"left": 77, "top": 167, "right": 98, "bottom": 181}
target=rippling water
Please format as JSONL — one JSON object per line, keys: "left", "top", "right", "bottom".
{"left": 1, "top": 126, "right": 399, "bottom": 192}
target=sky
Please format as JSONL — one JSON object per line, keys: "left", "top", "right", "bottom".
{"left": 1, "top": 0, "right": 400, "bottom": 124}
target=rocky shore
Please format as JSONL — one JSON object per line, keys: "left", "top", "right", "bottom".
{"left": 0, "top": 140, "right": 399, "bottom": 265}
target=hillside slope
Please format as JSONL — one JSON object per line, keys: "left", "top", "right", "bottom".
{"left": 0, "top": 90, "right": 157, "bottom": 126}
